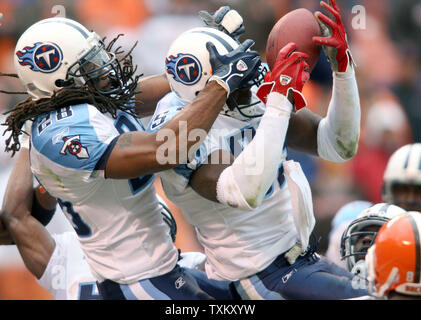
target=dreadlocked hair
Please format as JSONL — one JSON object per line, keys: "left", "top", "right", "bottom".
{"left": 1, "top": 34, "right": 143, "bottom": 156}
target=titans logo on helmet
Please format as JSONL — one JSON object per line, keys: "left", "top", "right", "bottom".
{"left": 16, "top": 42, "right": 63, "bottom": 73}
{"left": 166, "top": 53, "right": 202, "bottom": 85}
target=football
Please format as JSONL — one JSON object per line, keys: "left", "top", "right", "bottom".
{"left": 265, "top": 8, "right": 322, "bottom": 72}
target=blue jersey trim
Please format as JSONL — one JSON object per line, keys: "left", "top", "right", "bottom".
{"left": 94, "top": 135, "right": 119, "bottom": 172}
{"left": 173, "top": 164, "right": 194, "bottom": 181}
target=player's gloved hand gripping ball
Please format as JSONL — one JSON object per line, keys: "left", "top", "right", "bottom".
{"left": 256, "top": 43, "right": 310, "bottom": 111}
{"left": 312, "top": 0, "right": 355, "bottom": 73}
{"left": 206, "top": 39, "right": 262, "bottom": 97}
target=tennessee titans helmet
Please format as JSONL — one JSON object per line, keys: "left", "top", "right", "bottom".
{"left": 15, "top": 17, "right": 129, "bottom": 100}
{"left": 165, "top": 27, "right": 265, "bottom": 121}
{"left": 340, "top": 203, "right": 406, "bottom": 274}
{"left": 383, "top": 143, "right": 421, "bottom": 210}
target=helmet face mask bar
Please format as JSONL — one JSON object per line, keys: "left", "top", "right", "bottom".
{"left": 66, "top": 41, "right": 128, "bottom": 96}
{"left": 340, "top": 202, "right": 407, "bottom": 273}
{"left": 340, "top": 215, "right": 389, "bottom": 272}
{"left": 225, "top": 96, "right": 263, "bottom": 119}
{"left": 223, "top": 63, "right": 268, "bottom": 120}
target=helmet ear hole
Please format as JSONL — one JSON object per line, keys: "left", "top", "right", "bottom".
{"left": 55, "top": 78, "right": 74, "bottom": 88}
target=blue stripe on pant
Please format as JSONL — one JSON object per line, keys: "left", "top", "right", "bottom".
{"left": 187, "top": 268, "right": 239, "bottom": 300}
{"left": 97, "top": 265, "right": 215, "bottom": 300}
{"left": 234, "top": 251, "right": 369, "bottom": 300}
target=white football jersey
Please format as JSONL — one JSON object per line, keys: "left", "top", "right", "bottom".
{"left": 30, "top": 104, "right": 178, "bottom": 284}
{"left": 38, "top": 232, "right": 100, "bottom": 300}
{"left": 148, "top": 92, "right": 299, "bottom": 281}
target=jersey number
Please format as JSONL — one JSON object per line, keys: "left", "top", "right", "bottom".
{"left": 57, "top": 199, "right": 92, "bottom": 238}
{"left": 38, "top": 107, "right": 73, "bottom": 135}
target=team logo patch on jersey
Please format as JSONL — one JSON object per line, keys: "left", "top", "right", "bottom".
{"left": 16, "top": 42, "right": 63, "bottom": 73}
{"left": 60, "top": 136, "right": 89, "bottom": 159}
{"left": 166, "top": 53, "right": 202, "bottom": 85}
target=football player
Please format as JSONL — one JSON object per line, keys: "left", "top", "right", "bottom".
{"left": 366, "top": 212, "right": 421, "bottom": 300}
{"left": 332, "top": 143, "right": 421, "bottom": 282}
{"left": 340, "top": 203, "right": 406, "bottom": 279}
{"left": 0, "top": 138, "right": 233, "bottom": 299}
{"left": 147, "top": 0, "right": 368, "bottom": 299}
{"left": 325, "top": 200, "right": 373, "bottom": 269}
{"left": 0, "top": 144, "right": 102, "bottom": 300}
{"left": 383, "top": 143, "right": 421, "bottom": 211}
{"left": 2, "top": 10, "right": 259, "bottom": 299}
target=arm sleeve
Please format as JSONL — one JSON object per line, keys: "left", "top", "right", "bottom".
{"left": 317, "top": 70, "right": 361, "bottom": 162}
{"left": 31, "top": 189, "right": 56, "bottom": 226}
{"left": 216, "top": 92, "right": 293, "bottom": 210}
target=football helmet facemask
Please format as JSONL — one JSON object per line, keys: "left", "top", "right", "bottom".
{"left": 340, "top": 203, "right": 406, "bottom": 273}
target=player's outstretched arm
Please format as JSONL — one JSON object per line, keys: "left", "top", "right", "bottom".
{"left": 105, "top": 39, "right": 262, "bottom": 179}
{"left": 313, "top": 0, "right": 360, "bottom": 161}
{"left": 1, "top": 147, "right": 55, "bottom": 279}
{"left": 0, "top": 221, "right": 11, "bottom": 244}
{"left": 190, "top": 44, "right": 310, "bottom": 210}
{"left": 286, "top": 0, "right": 360, "bottom": 161}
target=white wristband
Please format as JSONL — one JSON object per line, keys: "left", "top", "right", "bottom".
{"left": 266, "top": 92, "right": 293, "bottom": 115}
{"left": 220, "top": 10, "right": 243, "bottom": 34}
{"left": 216, "top": 166, "right": 253, "bottom": 211}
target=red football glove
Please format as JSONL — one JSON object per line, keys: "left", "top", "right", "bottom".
{"left": 257, "top": 43, "right": 310, "bottom": 110}
{"left": 312, "top": 0, "right": 354, "bottom": 73}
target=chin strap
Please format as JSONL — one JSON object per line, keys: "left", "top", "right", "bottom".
{"left": 55, "top": 78, "right": 75, "bottom": 88}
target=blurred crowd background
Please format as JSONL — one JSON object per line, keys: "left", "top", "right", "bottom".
{"left": 0, "top": 0, "right": 419, "bottom": 299}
